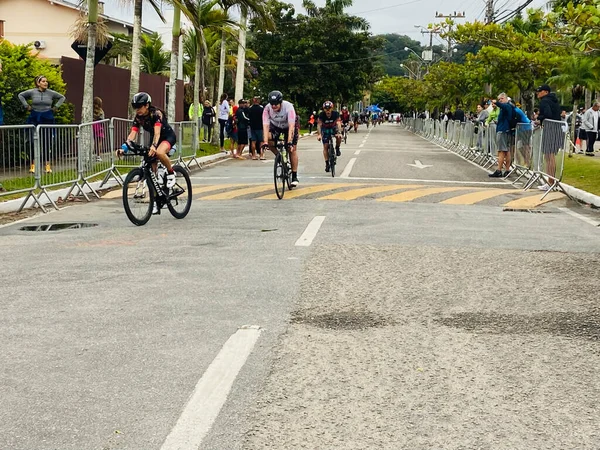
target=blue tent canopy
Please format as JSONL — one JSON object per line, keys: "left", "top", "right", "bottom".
{"left": 366, "top": 105, "right": 383, "bottom": 113}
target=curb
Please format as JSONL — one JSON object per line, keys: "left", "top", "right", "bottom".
{"left": 561, "top": 183, "right": 600, "bottom": 208}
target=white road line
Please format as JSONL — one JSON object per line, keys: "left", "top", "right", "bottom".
{"left": 340, "top": 158, "right": 357, "bottom": 178}
{"left": 160, "top": 326, "right": 262, "bottom": 450}
{"left": 354, "top": 150, "right": 361, "bottom": 155}
{"left": 358, "top": 144, "right": 364, "bottom": 148}
{"left": 558, "top": 207, "right": 600, "bottom": 227}
{"left": 295, "top": 216, "right": 326, "bottom": 247}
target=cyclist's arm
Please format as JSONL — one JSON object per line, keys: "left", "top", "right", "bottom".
{"left": 262, "top": 106, "right": 271, "bottom": 145}
{"left": 336, "top": 116, "right": 343, "bottom": 134}
{"left": 287, "top": 107, "right": 296, "bottom": 144}
{"left": 317, "top": 119, "right": 322, "bottom": 137}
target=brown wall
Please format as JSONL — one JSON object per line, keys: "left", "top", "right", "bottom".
{"left": 61, "top": 57, "right": 184, "bottom": 123}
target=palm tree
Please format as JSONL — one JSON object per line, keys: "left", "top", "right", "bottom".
{"left": 547, "top": 56, "right": 599, "bottom": 150}
{"left": 168, "top": 5, "right": 182, "bottom": 121}
{"left": 140, "top": 32, "right": 171, "bottom": 75}
{"left": 120, "top": 0, "right": 165, "bottom": 116}
{"left": 302, "top": 0, "right": 369, "bottom": 31}
{"left": 217, "top": 0, "right": 273, "bottom": 102}
{"left": 71, "top": 0, "right": 110, "bottom": 167}
{"left": 174, "top": 0, "right": 235, "bottom": 126}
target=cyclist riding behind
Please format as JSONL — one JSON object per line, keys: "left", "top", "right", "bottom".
{"left": 261, "top": 90, "right": 300, "bottom": 187}
{"left": 317, "top": 100, "right": 342, "bottom": 172}
{"left": 341, "top": 106, "right": 351, "bottom": 135}
{"left": 352, "top": 111, "right": 360, "bottom": 132}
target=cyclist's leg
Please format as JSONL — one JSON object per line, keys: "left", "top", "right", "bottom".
{"left": 290, "top": 117, "right": 300, "bottom": 173}
{"left": 155, "top": 140, "right": 174, "bottom": 172}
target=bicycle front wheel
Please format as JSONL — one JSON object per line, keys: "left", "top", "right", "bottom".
{"left": 167, "top": 165, "right": 192, "bottom": 219}
{"left": 274, "top": 153, "right": 285, "bottom": 199}
{"left": 123, "top": 168, "right": 154, "bottom": 226}
{"left": 329, "top": 149, "right": 336, "bottom": 178}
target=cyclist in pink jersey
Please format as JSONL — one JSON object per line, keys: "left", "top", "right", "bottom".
{"left": 261, "top": 90, "right": 300, "bottom": 187}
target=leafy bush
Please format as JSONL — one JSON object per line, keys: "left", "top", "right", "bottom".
{"left": 0, "top": 40, "right": 74, "bottom": 125}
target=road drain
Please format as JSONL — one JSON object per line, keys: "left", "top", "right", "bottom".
{"left": 20, "top": 223, "right": 98, "bottom": 232}
{"left": 291, "top": 309, "right": 394, "bottom": 330}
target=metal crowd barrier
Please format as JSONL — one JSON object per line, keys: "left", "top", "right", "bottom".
{"left": 404, "top": 117, "right": 569, "bottom": 197}
{"left": 0, "top": 116, "right": 205, "bottom": 213}
{"left": 0, "top": 125, "right": 37, "bottom": 202}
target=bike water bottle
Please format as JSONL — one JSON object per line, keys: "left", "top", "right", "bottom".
{"left": 157, "top": 166, "right": 166, "bottom": 186}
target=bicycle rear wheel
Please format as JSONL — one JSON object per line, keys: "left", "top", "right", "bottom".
{"left": 167, "top": 165, "right": 192, "bottom": 219}
{"left": 123, "top": 168, "right": 154, "bottom": 226}
{"left": 344, "top": 129, "right": 347, "bottom": 145}
{"left": 274, "top": 153, "right": 285, "bottom": 199}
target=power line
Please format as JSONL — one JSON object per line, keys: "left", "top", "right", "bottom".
{"left": 251, "top": 48, "right": 408, "bottom": 66}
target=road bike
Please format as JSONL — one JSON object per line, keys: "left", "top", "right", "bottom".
{"left": 120, "top": 142, "right": 192, "bottom": 226}
{"left": 271, "top": 139, "right": 294, "bottom": 199}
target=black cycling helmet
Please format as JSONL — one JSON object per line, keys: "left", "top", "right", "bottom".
{"left": 132, "top": 92, "right": 152, "bottom": 109}
{"left": 268, "top": 90, "right": 283, "bottom": 105}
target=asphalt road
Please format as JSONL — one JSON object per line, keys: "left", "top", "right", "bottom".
{"left": 1, "top": 123, "right": 600, "bottom": 450}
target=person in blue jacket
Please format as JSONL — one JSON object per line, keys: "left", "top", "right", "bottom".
{"left": 488, "top": 92, "right": 514, "bottom": 178}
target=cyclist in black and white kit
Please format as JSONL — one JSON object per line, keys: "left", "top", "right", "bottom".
{"left": 118, "top": 92, "right": 177, "bottom": 189}
{"left": 261, "top": 90, "right": 300, "bottom": 187}
{"left": 317, "top": 100, "right": 342, "bottom": 172}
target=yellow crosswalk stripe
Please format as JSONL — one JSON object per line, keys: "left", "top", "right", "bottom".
{"left": 193, "top": 184, "right": 242, "bottom": 199}
{"left": 377, "top": 186, "right": 473, "bottom": 202}
{"left": 502, "top": 192, "right": 565, "bottom": 209}
{"left": 257, "top": 183, "right": 359, "bottom": 200}
{"left": 200, "top": 184, "right": 273, "bottom": 200}
{"left": 441, "top": 188, "right": 515, "bottom": 205}
{"left": 319, "top": 184, "right": 422, "bottom": 200}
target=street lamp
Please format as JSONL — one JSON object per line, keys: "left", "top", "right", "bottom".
{"left": 404, "top": 46, "right": 424, "bottom": 62}
{"left": 400, "top": 64, "right": 417, "bottom": 79}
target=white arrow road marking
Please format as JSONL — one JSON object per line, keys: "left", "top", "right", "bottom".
{"left": 160, "top": 326, "right": 262, "bottom": 450}
{"left": 407, "top": 160, "right": 433, "bottom": 169}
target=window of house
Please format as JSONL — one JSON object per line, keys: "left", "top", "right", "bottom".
{"left": 0, "top": 21, "right": 5, "bottom": 40}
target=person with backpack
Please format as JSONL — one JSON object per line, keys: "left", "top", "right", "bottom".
{"left": 488, "top": 92, "right": 516, "bottom": 178}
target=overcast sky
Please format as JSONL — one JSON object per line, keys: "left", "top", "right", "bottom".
{"left": 103, "top": 0, "right": 549, "bottom": 45}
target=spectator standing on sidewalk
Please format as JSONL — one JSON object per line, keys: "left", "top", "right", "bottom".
{"left": 489, "top": 93, "right": 514, "bottom": 178}
{"left": 475, "top": 104, "right": 489, "bottom": 150}
{"left": 19, "top": 75, "right": 66, "bottom": 174}
{"left": 454, "top": 106, "right": 465, "bottom": 123}
{"left": 249, "top": 96, "right": 265, "bottom": 160}
{"left": 93, "top": 97, "right": 105, "bottom": 162}
{"left": 218, "top": 93, "right": 229, "bottom": 152}
{"left": 201, "top": 100, "right": 215, "bottom": 142}
{"left": 535, "top": 84, "right": 562, "bottom": 191}
{"left": 235, "top": 99, "right": 250, "bottom": 159}
{"left": 581, "top": 102, "right": 599, "bottom": 157}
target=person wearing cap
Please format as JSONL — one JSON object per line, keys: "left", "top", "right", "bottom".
{"left": 535, "top": 84, "right": 562, "bottom": 190}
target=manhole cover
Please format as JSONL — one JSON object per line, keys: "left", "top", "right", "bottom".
{"left": 291, "top": 309, "right": 394, "bottom": 330}
{"left": 19, "top": 223, "right": 98, "bottom": 232}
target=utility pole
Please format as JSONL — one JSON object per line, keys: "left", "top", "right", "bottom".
{"left": 485, "top": 0, "right": 495, "bottom": 24}
{"left": 434, "top": 11, "right": 466, "bottom": 56}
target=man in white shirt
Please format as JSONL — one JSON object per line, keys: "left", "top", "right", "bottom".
{"left": 582, "top": 102, "right": 600, "bottom": 156}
